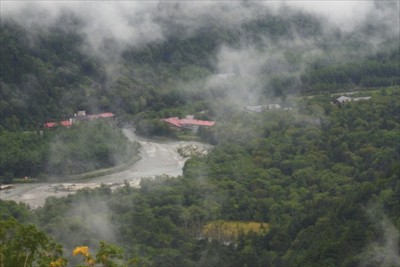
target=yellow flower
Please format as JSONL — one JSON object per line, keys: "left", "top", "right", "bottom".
{"left": 49, "top": 258, "right": 66, "bottom": 267}
{"left": 72, "top": 246, "right": 90, "bottom": 257}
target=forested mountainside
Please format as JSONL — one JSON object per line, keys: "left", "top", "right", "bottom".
{"left": 1, "top": 4, "right": 399, "bottom": 131}
{"left": 1, "top": 1, "right": 399, "bottom": 267}
{"left": 2, "top": 92, "right": 399, "bottom": 266}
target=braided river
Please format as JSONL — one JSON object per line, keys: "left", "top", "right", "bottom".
{"left": 0, "top": 129, "right": 212, "bottom": 209}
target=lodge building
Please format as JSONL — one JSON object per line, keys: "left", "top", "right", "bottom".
{"left": 44, "top": 111, "right": 115, "bottom": 128}
{"left": 162, "top": 115, "right": 216, "bottom": 133}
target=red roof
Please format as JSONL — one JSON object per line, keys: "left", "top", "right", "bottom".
{"left": 99, "top": 112, "right": 115, "bottom": 118}
{"left": 181, "top": 118, "right": 215, "bottom": 127}
{"left": 162, "top": 117, "right": 216, "bottom": 128}
{"left": 162, "top": 117, "right": 182, "bottom": 127}
{"left": 60, "top": 120, "right": 72, "bottom": 127}
{"left": 44, "top": 111, "right": 115, "bottom": 128}
{"left": 87, "top": 112, "right": 115, "bottom": 120}
{"left": 44, "top": 122, "right": 58, "bottom": 128}
{"left": 44, "top": 120, "right": 71, "bottom": 128}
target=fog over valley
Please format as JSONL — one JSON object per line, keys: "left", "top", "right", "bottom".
{"left": 0, "top": 1, "right": 399, "bottom": 267}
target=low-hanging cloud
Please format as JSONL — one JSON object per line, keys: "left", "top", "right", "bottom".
{"left": 2, "top": 1, "right": 396, "bottom": 60}
{"left": 204, "top": 1, "right": 398, "bottom": 105}
{"left": 1, "top": 1, "right": 398, "bottom": 105}
{"left": 206, "top": 34, "right": 325, "bottom": 106}
{"left": 282, "top": 1, "right": 374, "bottom": 30}
{"left": 1, "top": 1, "right": 164, "bottom": 62}
{"left": 359, "top": 203, "right": 400, "bottom": 267}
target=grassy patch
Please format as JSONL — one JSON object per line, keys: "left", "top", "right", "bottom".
{"left": 202, "top": 220, "right": 269, "bottom": 243}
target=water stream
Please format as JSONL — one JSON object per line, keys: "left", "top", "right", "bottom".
{"left": 0, "top": 129, "right": 212, "bottom": 209}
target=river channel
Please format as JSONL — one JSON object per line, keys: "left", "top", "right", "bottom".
{"left": 0, "top": 129, "right": 212, "bottom": 209}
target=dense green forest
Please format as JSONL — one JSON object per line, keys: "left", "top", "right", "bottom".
{"left": 1, "top": 7, "right": 398, "bottom": 182}
{"left": 0, "top": 121, "right": 138, "bottom": 183}
{"left": 1, "top": 2, "right": 399, "bottom": 267}
{"left": 1, "top": 7, "right": 399, "bottom": 132}
{"left": 2, "top": 92, "right": 399, "bottom": 266}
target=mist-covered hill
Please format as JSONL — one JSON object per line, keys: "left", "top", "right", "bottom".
{"left": 1, "top": 1, "right": 399, "bottom": 130}
{"left": 2, "top": 91, "right": 399, "bottom": 267}
{"left": 1, "top": 2, "right": 399, "bottom": 267}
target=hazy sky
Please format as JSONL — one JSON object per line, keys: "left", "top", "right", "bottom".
{"left": 1, "top": 1, "right": 398, "bottom": 93}
{"left": 3, "top": 1, "right": 397, "bottom": 53}
{"left": 1, "top": 1, "right": 392, "bottom": 36}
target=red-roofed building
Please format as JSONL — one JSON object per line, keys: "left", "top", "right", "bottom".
{"left": 99, "top": 112, "right": 115, "bottom": 118}
{"left": 162, "top": 117, "right": 183, "bottom": 128}
{"left": 60, "top": 120, "right": 72, "bottom": 127}
{"left": 162, "top": 116, "right": 216, "bottom": 132}
{"left": 44, "top": 111, "right": 115, "bottom": 129}
{"left": 44, "top": 122, "right": 58, "bottom": 128}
